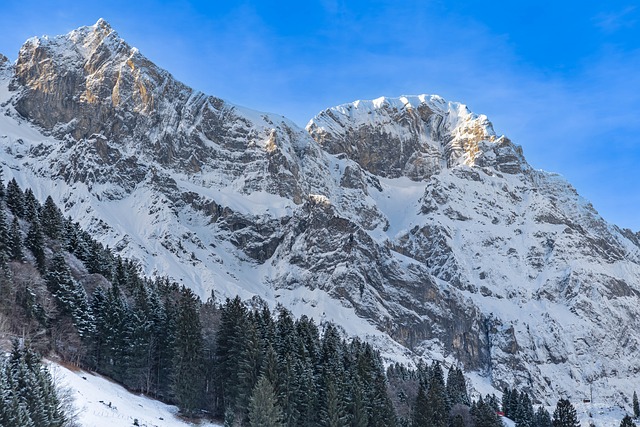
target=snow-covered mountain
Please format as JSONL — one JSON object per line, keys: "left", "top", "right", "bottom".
{"left": 2, "top": 20, "right": 640, "bottom": 406}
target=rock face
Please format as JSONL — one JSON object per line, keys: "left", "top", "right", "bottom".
{"left": 2, "top": 20, "right": 640, "bottom": 405}
{"left": 307, "top": 95, "right": 527, "bottom": 179}
{"left": 10, "top": 19, "right": 325, "bottom": 202}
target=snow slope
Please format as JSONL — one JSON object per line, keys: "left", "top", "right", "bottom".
{"left": 49, "top": 361, "right": 222, "bottom": 427}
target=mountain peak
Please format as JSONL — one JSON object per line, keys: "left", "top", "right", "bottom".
{"left": 94, "top": 17, "right": 112, "bottom": 31}
{"left": 307, "top": 94, "right": 526, "bottom": 180}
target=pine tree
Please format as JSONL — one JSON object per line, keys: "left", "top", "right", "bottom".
{"left": 248, "top": 376, "right": 284, "bottom": 427}
{"left": 473, "top": 396, "right": 503, "bottom": 427}
{"left": 215, "top": 296, "right": 249, "bottom": 414}
{"left": 533, "top": 405, "right": 552, "bottom": 427}
{"left": 40, "top": 196, "right": 64, "bottom": 240}
{"left": 447, "top": 366, "right": 470, "bottom": 407}
{"left": 172, "top": 287, "right": 205, "bottom": 417}
{"left": 45, "top": 253, "right": 93, "bottom": 337}
{"left": 5, "top": 178, "right": 24, "bottom": 218}
{"left": 25, "top": 217, "right": 46, "bottom": 272}
{"left": 634, "top": 391, "right": 639, "bottom": 418}
{"left": 0, "top": 207, "right": 9, "bottom": 259}
{"left": 516, "top": 392, "right": 534, "bottom": 427}
{"left": 621, "top": 415, "right": 637, "bottom": 427}
{"left": 23, "top": 189, "right": 40, "bottom": 223}
{"left": 552, "top": 399, "right": 579, "bottom": 427}
{"left": 412, "top": 384, "right": 429, "bottom": 427}
{"left": 9, "top": 216, "right": 24, "bottom": 261}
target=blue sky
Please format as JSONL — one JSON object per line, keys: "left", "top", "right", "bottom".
{"left": 1, "top": 1, "right": 639, "bottom": 230}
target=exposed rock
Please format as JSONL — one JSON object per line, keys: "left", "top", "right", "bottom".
{"left": 307, "top": 95, "right": 528, "bottom": 180}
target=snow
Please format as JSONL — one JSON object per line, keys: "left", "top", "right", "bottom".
{"left": 49, "top": 361, "right": 222, "bottom": 427}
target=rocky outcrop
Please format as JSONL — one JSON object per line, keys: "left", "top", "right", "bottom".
{"left": 307, "top": 95, "right": 528, "bottom": 180}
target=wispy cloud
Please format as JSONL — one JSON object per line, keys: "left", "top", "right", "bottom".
{"left": 594, "top": 6, "right": 638, "bottom": 33}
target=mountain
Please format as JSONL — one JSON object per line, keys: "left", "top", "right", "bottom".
{"left": 2, "top": 20, "right": 640, "bottom": 405}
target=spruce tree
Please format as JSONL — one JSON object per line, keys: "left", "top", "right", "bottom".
{"left": 216, "top": 296, "right": 249, "bottom": 414}
{"left": 509, "top": 389, "right": 520, "bottom": 419}
{"left": 172, "top": 287, "right": 205, "bottom": 417}
{"left": 1, "top": 341, "right": 66, "bottom": 427}
{"left": 23, "top": 189, "right": 40, "bottom": 223}
{"left": 237, "top": 318, "right": 264, "bottom": 412}
{"left": 447, "top": 366, "right": 470, "bottom": 407}
{"left": 350, "top": 382, "right": 369, "bottom": 427}
{"left": 415, "top": 361, "right": 448, "bottom": 427}
{"left": 40, "top": 196, "right": 64, "bottom": 240}
{"left": 9, "top": 216, "right": 24, "bottom": 261}
{"left": 622, "top": 415, "right": 637, "bottom": 427}
{"left": 412, "top": 384, "right": 429, "bottom": 427}
{"left": 0, "top": 207, "right": 9, "bottom": 259}
{"left": 516, "top": 392, "right": 534, "bottom": 427}
{"left": 502, "top": 388, "right": 511, "bottom": 415}
{"left": 0, "top": 169, "right": 5, "bottom": 200}
{"left": 25, "top": 217, "right": 46, "bottom": 273}
{"left": 473, "top": 396, "right": 503, "bottom": 427}
{"left": 45, "top": 253, "right": 93, "bottom": 337}
{"left": 5, "top": 178, "right": 24, "bottom": 218}
{"left": 533, "top": 406, "right": 552, "bottom": 427}
{"left": 634, "top": 391, "right": 639, "bottom": 418}
{"left": 320, "top": 376, "right": 348, "bottom": 427}
{"left": 552, "top": 399, "right": 579, "bottom": 427}
{"left": 248, "top": 376, "right": 284, "bottom": 427}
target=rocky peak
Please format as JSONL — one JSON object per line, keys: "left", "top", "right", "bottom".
{"left": 12, "top": 18, "right": 173, "bottom": 134}
{"left": 7, "top": 21, "right": 337, "bottom": 203}
{"left": 307, "top": 95, "right": 528, "bottom": 180}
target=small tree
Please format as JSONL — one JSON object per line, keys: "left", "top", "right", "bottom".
{"left": 9, "top": 216, "right": 25, "bottom": 261}
{"left": 634, "top": 391, "right": 639, "bottom": 419}
{"left": 621, "top": 415, "right": 637, "bottom": 427}
{"left": 533, "top": 406, "right": 552, "bottom": 427}
{"left": 25, "top": 218, "right": 46, "bottom": 272}
{"left": 552, "top": 399, "right": 579, "bottom": 427}
{"left": 248, "top": 376, "right": 284, "bottom": 427}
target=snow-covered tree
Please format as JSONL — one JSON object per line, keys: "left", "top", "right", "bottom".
{"left": 248, "top": 376, "right": 284, "bottom": 427}
{"left": 552, "top": 399, "right": 579, "bottom": 427}
{"left": 621, "top": 415, "right": 636, "bottom": 427}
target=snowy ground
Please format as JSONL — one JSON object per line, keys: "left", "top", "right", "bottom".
{"left": 47, "top": 357, "right": 630, "bottom": 427}
{"left": 48, "top": 361, "right": 222, "bottom": 427}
